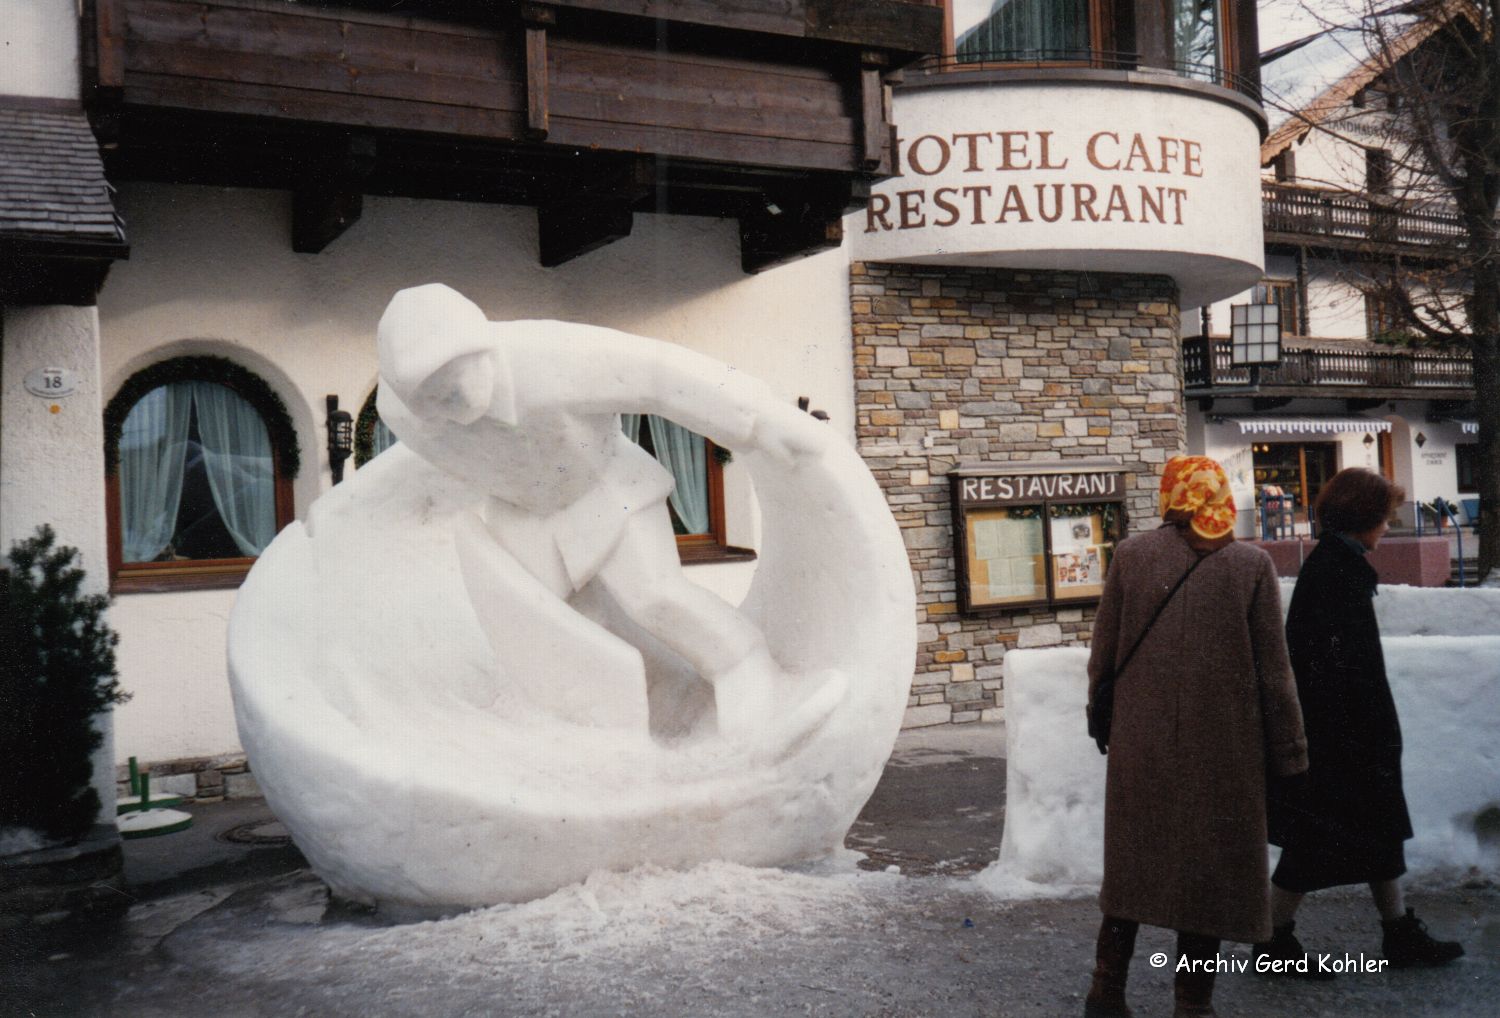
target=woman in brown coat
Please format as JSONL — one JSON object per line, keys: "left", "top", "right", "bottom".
{"left": 1084, "top": 456, "right": 1309, "bottom": 1018}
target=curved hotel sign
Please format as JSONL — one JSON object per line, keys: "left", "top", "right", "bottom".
{"left": 852, "top": 80, "right": 1265, "bottom": 307}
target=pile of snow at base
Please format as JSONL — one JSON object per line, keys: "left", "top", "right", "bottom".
{"left": 1278, "top": 578, "right": 1500, "bottom": 636}
{"left": 172, "top": 859, "right": 912, "bottom": 988}
{"left": 981, "top": 614, "right": 1500, "bottom": 899}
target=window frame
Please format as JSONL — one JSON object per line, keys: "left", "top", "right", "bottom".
{"left": 104, "top": 358, "right": 298, "bottom": 594}
{"left": 1256, "top": 279, "right": 1303, "bottom": 337}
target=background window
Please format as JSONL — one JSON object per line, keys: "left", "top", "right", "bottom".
{"left": 1365, "top": 147, "right": 1392, "bottom": 195}
{"left": 1174, "top": 0, "right": 1222, "bottom": 70}
{"left": 1256, "top": 279, "right": 1303, "bottom": 337}
{"left": 353, "top": 395, "right": 737, "bottom": 560}
{"left": 105, "top": 358, "right": 297, "bottom": 591}
{"left": 953, "top": 0, "right": 1092, "bottom": 63}
{"left": 354, "top": 386, "right": 398, "bottom": 468}
{"left": 621, "top": 415, "right": 737, "bottom": 560}
{"left": 1457, "top": 444, "right": 1477, "bottom": 494}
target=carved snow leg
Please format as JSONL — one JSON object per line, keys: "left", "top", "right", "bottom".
{"left": 455, "top": 513, "right": 650, "bottom": 731}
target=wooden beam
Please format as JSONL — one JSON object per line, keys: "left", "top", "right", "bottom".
{"left": 522, "top": 4, "right": 556, "bottom": 141}
{"left": 739, "top": 184, "right": 853, "bottom": 274}
{"left": 95, "top": 0, "right": 126, "bottom": 93}
{"left": 537, "top": 203, "right": 634, "bottom": 267}
{"left": 293, "top": 189, "right": 364, "bottom": 254}
{"left": 535, "top": 154, "right": 654, "bottom": 266}
{"left": 1346, "top": 397, "right": 1386, "bottom": 413}
{"left": 859, "top": 58, "right": 888, "bottom": 173}
{"left": 292, "top": 135, "right": 377, "bottom": 254}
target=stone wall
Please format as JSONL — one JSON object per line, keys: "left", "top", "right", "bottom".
{"left": 850, "top": 263, "right": 1186, "bottom": 726}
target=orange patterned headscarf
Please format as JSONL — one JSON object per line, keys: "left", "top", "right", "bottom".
{"left": 1159, "top": 455, "right": 1237, "bottom": 540}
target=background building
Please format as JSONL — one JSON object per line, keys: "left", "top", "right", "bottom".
{"left": 1185, "top": 9, "right": 1482, "bottom": 542}
{"left": 847, "top": 0, "right": 1269, "bottom": 725}
{"left": 1, "top": 0, "right": 943, "bottom": 802}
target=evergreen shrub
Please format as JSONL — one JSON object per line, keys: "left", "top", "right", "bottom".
{"left": 0, "top": 526, "right": 128, "bottom": 844}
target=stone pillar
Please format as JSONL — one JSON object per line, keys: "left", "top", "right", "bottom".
{"left": 1, "top": 304, "right": 116, "bottom": 818}
{"left": 850, "top": 264, "right": 1186, "bottom": 726}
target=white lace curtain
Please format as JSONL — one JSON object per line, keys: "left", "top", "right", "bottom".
{"left": 620, "top": 414, "right": 710, "bottom": 535}
{"left": 119, "top": 385, "right": 193, "bottom": 562}
{"left": 119, "top": 381, "right": 277, "bottom": 561}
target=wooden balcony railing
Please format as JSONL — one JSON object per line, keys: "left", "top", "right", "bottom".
{"left": 1183, "top": 337, "right": 1473, "bottom": 391}
{"left": 1262, "top": 182, "right": 1467, "bottom": 249}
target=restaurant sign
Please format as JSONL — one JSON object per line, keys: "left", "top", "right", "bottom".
{"left": 851, "top": 80, "right": 1265, "bottom": 307}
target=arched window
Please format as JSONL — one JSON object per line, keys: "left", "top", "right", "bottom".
{"left": 354, "top": 387, "right": 739, "bottom": 562}
{"left": 104, "top": 357, "right": 298, "bottom": 592}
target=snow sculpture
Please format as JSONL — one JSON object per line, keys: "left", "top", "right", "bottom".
{"left": 228, "top": 284, "right": 917, "bottom": 909}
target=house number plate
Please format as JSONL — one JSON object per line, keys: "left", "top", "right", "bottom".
{"left": 25, "top": 367, "right": 78, "bottom": 399}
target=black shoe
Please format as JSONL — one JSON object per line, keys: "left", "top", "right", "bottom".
{"left": 1252, "top": 922, "right": 1337, "bottom": 980}
{"left": 1382, "top": 908, "right": 1465, "bottom": 968}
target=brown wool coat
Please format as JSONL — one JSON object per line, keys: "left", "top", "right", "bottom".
{"left": 1088, "top": 526, "right": 1308, "bottom": 944}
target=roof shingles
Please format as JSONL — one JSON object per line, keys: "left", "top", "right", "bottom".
{"left": 0, "top": 105, "right": 126, "bottom": 247}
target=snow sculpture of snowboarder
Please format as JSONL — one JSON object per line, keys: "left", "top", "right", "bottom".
{"left": 376, "top": 284, "right": 844, "bottom": 748}
{"left": 228, "top": 284, "right": 916, "bottom": 909}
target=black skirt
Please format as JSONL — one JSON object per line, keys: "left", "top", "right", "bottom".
{"left": 1272, "top": 840, "right": 1407, "bottom": 893}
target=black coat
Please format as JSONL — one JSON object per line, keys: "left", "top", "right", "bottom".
{"left": 1270, "top": 536, "right": 1413, "bottom": 853}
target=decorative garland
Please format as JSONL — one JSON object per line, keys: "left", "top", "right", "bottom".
{"left": 102, "top": 355, "right": 300, "bottom": 478}
{"left": 354, "top": 387, "right": 382, "bottom": 468}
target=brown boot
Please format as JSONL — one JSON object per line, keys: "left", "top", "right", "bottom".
{"left": 1084, "top": 916, "right": 1138, "bottom": 1017}
{"left": 1172, "top": 932, "right": 1220, "bottom": 1018}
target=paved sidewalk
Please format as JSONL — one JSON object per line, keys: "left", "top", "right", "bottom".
{"left": 4, "top": 721, "right": 1496, "bottom": 1018}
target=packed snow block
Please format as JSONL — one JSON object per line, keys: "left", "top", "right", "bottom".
{"left": 229, "top": 294, "right": 916, "bottom": 910}
{"left": 1369, "top": 584, "right": 1500, "bottom": 637}
{"left": 979, "top": 648, "right": 1104, "bottom": 896}
{"left": 1279, "top": 579, "right": 1500, "bottom": 636}
{"left": 1384, "top": 636, "right": 1500, "bottom": 875}
{"left": 981, "top": 631, "right": 1500, "bottom": 899}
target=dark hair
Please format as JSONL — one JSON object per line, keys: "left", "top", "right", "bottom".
{"left": 1315, "top": 468, "right": 1405, "bottom": 534}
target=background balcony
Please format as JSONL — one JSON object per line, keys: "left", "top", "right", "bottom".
{"left": 1262, "top": 182, "right": 1467, "bottom": 255}
{"left": 1183, "top": 336, "right": 1474, "bottom": 400}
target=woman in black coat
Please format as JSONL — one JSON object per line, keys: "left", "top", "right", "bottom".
{"left": 1259, "top": 468, "right": 1463, "bottom": 974}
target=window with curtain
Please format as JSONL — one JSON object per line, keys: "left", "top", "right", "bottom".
{"left": 106, "top": 360, "right": 296, "bottom": 591}
{"left": 954, "top": 0, "right": 1093, "bottom": 63}
{"left": 620, "top": 414, "right": 723, "bottom": 543}
{"left": 352, "top": 396, "right": 734, "bottom": 559}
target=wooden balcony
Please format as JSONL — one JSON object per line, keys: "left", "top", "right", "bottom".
{"left": 1183, "top": 336, "right": 1474, "bottom": 401}
{"left": 82, "top": 0, "right": 944, "bottom": 270}
{"left": 1262, "top": 181, "right": 1466, "bottom": 257}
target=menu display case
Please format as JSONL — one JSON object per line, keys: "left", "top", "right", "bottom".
{"left": 950, "top": 462, "right": 1126, "bottom": 615}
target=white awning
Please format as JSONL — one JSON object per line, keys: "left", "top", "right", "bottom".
{"left": 1455, "top": 419, "right": 1478, "bottom": 435}
{"left": 1216, "top": 416, "right": 1393, "bottom": 436}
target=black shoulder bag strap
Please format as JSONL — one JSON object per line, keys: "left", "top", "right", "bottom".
{"left": 1088, "top": 545, "right": 1222, "bottom": 753}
